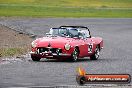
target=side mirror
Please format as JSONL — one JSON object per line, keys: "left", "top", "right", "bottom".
{"left": 46, "top": 33, "right": 50, "bottom": 35}
{"left": 73, "top": 37, "right": 79, "bottom": 39}
{"left": 86, "top": 35, "right": 91, "bottom": 38}
{"left": 89, "top": 35, "right": 91, "bottom": 38}
{"left": 79, "top": 36, "right": 84, "bottom": 39}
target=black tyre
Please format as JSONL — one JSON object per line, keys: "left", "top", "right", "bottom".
{"left": 71, "top": 48, "right": 79, "bottom": 62}
{"left": 31, "top": 55, "right": 41, "bottom": 61}
{"left": 90, "top": 46, "right": 100, "bottom": 60}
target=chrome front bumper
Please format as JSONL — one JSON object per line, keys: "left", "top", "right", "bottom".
{"left": 30, "top": 51, "right": 71, "bottom": 57}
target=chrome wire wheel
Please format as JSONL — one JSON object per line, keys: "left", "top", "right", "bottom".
{"left": 72, "top": 48, "right": 79, "bottom": 62}
{"left": 95, "top": 47, "right": 100, "bottom": 59}
{"left": 90, "top": 46, "right": 100, "bottom": 60}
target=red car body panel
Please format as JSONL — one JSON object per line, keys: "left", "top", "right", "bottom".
{"left": 30, "top": 26, "right": 103, "bottom": 60}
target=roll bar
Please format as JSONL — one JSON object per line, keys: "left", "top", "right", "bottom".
{"left": 59, "top": 26, "right": 89, "bottom": 29}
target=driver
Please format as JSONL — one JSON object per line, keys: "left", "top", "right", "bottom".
{"left": 68, "top": 28, "right": 79, "bottom": 38}
{"left": 59, "top": 28, "right": 68, "bottom": 36}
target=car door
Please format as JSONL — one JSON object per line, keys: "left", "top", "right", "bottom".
{"left": 77, "top": 32, "right": 91, "bottom": 57}
{"left": 78, "top": 38, "right": 88, "bottom": 57}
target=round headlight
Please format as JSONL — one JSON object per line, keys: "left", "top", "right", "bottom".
{"left": 31, "top": 41, "right": 37, "bottom": 48}
{"left": 65, "top": 44, "right": 71, "bottom": 50}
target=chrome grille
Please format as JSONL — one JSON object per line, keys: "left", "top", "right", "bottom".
{"left": 37, "top": 47, "right": 62, "bottom": 53}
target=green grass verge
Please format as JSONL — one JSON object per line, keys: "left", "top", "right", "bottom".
{"left": 0, "top": 48, "right": 28, "bottom": 57}
{"left": 0, "top": 4, "right": 132, "bottom": 18}
{"left": 0, "top": 0, "right": 132, "bottom": 18}
{"left": 0, "top": 0, "right": 132, "bottom": 8}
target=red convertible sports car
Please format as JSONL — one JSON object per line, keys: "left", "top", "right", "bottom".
{"left": 30, "top": 26, "right": 103, "bottom": 61}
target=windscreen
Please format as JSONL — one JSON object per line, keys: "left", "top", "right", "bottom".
{"left": 49, "top": 28, "right": 80, "bottom": 38}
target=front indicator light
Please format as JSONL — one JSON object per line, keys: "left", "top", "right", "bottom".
{"left": 31, "top": 41, "right": 37, "bottom": 48}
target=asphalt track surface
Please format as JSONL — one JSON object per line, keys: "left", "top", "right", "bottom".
{"left": 0, "top": 18, "right": 132, "bottom": 87}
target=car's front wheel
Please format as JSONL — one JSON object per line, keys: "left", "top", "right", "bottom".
{"left": 90, "top": 46, "right": 100, "bottom": 60}
{"left": 71, "top": 48, "right": 79, "bottom": 62}
{"left": 31, "top": 55, "right": 41, "bottom": 61}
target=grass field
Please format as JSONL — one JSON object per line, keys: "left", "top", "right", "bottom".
{"left": 0, "top": 0, "right": 132, "bottom": 17}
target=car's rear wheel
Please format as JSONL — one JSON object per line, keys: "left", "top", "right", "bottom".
{"left": 31, "top": 55, "right": 41, "bottom": 61}
{"left": 90, "top": 46, "right": 100, "bottom": 60}
{"left": 71, "top": 48, "right": 79, "bottom": 62}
